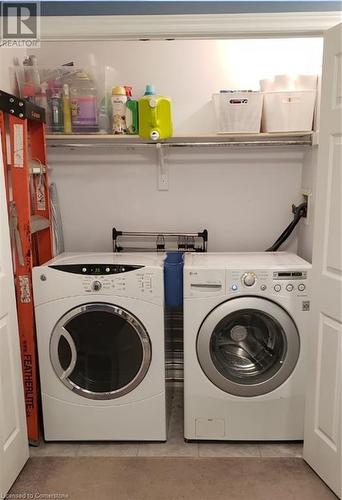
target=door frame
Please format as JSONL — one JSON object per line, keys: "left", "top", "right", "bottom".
{"left": 40, "top": 11, "right": 342, "bottom": 41}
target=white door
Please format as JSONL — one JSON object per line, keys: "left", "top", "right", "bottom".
{"left": 303, "top": 23, "right": 342, "bottom": 499}
{"left": 0, "top": 127, "right": 29, "bottom": 495}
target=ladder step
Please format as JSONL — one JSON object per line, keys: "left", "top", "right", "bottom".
{"left": 31, "top": 215, "right": 50, "bottom": 233}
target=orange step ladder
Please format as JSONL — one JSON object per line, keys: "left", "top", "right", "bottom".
{"left": 0, "top": 90, "right": 52, "bottom": 444}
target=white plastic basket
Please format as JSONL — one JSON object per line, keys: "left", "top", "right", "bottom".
{"left": 213, "top": 92, "right": 263, "bottom": 134}
{"left": 262, "top": 90, "right": 316, "bottom": 132}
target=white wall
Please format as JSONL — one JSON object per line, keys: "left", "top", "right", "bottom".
{"left": 28, "top": 38, "right": 322, "bottom": 253}
{"left": 49, "top": 146, "right": 304, "bottom": 252}
{"left": 32, "top": 38, "right": 323, "bottom": 135}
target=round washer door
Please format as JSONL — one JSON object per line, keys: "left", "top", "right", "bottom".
{"left": 50, "top": 303, "right": 151, "bottom": 400}
{"left": 197, "top": 297, "right": 300, "bottom": 397}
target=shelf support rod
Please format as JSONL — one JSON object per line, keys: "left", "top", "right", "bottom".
{"left": 156, "top": 143, "right": 168, "bottom": 191}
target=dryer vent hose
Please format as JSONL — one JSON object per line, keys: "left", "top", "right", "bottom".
{"left": 266, "top": 201, "right": 307, "bottom": 252}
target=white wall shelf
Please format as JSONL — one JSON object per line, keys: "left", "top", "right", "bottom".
{"left": 46, "top": 132, "right": 312, "bottom": 149}
{"left": 46, "top": 132, "right": 312, "bottom": 192}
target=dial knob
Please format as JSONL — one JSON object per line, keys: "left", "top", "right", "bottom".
{"left": 242, "top": 272, "right": 256, "bottom": 287}
{"left": 92, "top": 281, "right": 102, "bottom": 292}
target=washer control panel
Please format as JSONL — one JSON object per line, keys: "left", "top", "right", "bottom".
{"left": 228, "top": 269, "right": 308, "bottom": 297}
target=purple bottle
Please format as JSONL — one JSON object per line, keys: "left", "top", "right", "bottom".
{"left": 69, "top": 72, "right": 98, "bottom": 133}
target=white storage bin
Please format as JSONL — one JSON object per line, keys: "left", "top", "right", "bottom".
{"left": 213, "top": 92, "right": 263, "bottom": 133}
{"left": 262, "top": 90, "right": 316, "bottom": 132}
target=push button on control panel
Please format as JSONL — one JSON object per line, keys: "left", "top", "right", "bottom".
{"left": 260, "top": 284, "right": 267, "bottom": 291}
{"left": 298, "top": 283, "right": 306, "bottom": 292}
{"left": 286, "top": 284, "right": 294, "bottom": 292}
{"left": 274, "top": 284, "right": 281, "bottom": 292}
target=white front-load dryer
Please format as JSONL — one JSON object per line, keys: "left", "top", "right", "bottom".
{"left": 184, "top": 252, "right": 311, "bottom": 441}
{"left": 33, "top": 252, "right": 167, "bottom": 441}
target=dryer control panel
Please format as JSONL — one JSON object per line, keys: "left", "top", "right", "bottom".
{"left": 80, "top": 268, "right": 155, "bottom": 295}
{"left": 50, "top": 264, "right": 143, "bottom": 275}
{"left": 33, "top": 263, "right": 163, "bottom": 305}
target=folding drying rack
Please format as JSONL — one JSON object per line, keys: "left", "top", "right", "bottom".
{"left": 112, "top": 227, "right": 208, "bottom": 253}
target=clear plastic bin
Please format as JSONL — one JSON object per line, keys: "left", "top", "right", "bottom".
{"left": 213, "top": 92, "right": 263, "bottom": 134}
{"left": 262, "top": 90, "right": 316, "bottom": 133}
{"left": 15, "top": 65, "right": 109, "bottom": 134}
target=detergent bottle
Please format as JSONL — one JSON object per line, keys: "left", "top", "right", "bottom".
{"left": 138, "top": 85, "right": 173, "bottom": 140}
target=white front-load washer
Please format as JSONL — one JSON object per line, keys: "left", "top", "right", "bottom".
{"left": 184, "top": 252, "right": 311, "bottom": 441}
{"left": 33, "top": 252, "right": 167, "bottom": 441}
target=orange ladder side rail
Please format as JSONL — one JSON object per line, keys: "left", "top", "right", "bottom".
{"left": 0, "top": 111, "right": 10, "bottom": 207}
{"left": 30, "top": 119, "right": 52, "bottom": 265}
{"left": 9, "top": 114, "right": 39, "bottom": 443}
{"left": 9, "top": 114, "right": 52, "bottom": 443}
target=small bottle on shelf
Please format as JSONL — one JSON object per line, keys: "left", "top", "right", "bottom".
{"left": 49, "top": 80, "right": 64, "bottom": 133}
{"left": 111, "top": 86, "right": 127, "bottom": 135}
{"left": 62, "top": 84, "right": 72, "bottom": 134}
{"left": 69, "top": 72, "right": 99, "bottom": 133}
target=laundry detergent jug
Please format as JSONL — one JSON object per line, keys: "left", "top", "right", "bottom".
{"left": 138, "top": 85, "right": 173, "bottom": 140}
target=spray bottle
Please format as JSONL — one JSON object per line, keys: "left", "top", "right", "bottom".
{"left": 125, "top": 86, "right": 139, "bottom": 135}
{"left": 111, "top": 86, "right": 127, "bottom": 134}
{"left": 49, "top": 80, "right": 63, "bottom": 133}
{"left": 99, "top": 94, "right": 110, "bottom": 134}
{"left": 35, "top": 82, "right": 51, "bottom": 129}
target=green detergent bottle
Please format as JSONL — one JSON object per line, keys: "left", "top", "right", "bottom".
{"left": 138, "top": 85, "right": 173, "bottom": 140}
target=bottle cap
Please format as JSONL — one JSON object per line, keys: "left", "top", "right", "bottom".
{"left": 112, "top": 86, "right": 126, "bottom": 96}
{"left": 124, "top": 86, "right": 133, "bottom": 97}
{"left": 144, "top": 84, "right": 156, "bottom": 96}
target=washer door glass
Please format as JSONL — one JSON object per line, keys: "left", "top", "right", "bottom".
{"left": 197, "top": 297, "right": 300, "bottom": 397}
{"left": 50, "top": 303, "right": 151, "bottom": 400}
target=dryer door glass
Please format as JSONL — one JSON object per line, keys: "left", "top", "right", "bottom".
{"left": 197, "top": 297, "right": 300, "bottom": 397}
{"left": 50, "top": 303, "right": 151, "bottom": 400}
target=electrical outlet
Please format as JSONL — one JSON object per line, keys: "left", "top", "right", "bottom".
{"left": 302, "top": 190, "right": 312, "bottom": 226}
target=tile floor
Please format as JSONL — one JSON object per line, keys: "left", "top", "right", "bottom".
{"left": 30, "top": 389, "right": 303, "bottom": 459}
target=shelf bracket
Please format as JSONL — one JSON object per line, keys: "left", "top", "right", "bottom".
{"left": 156, "top": 143, "right": 168, "bottom": 191}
